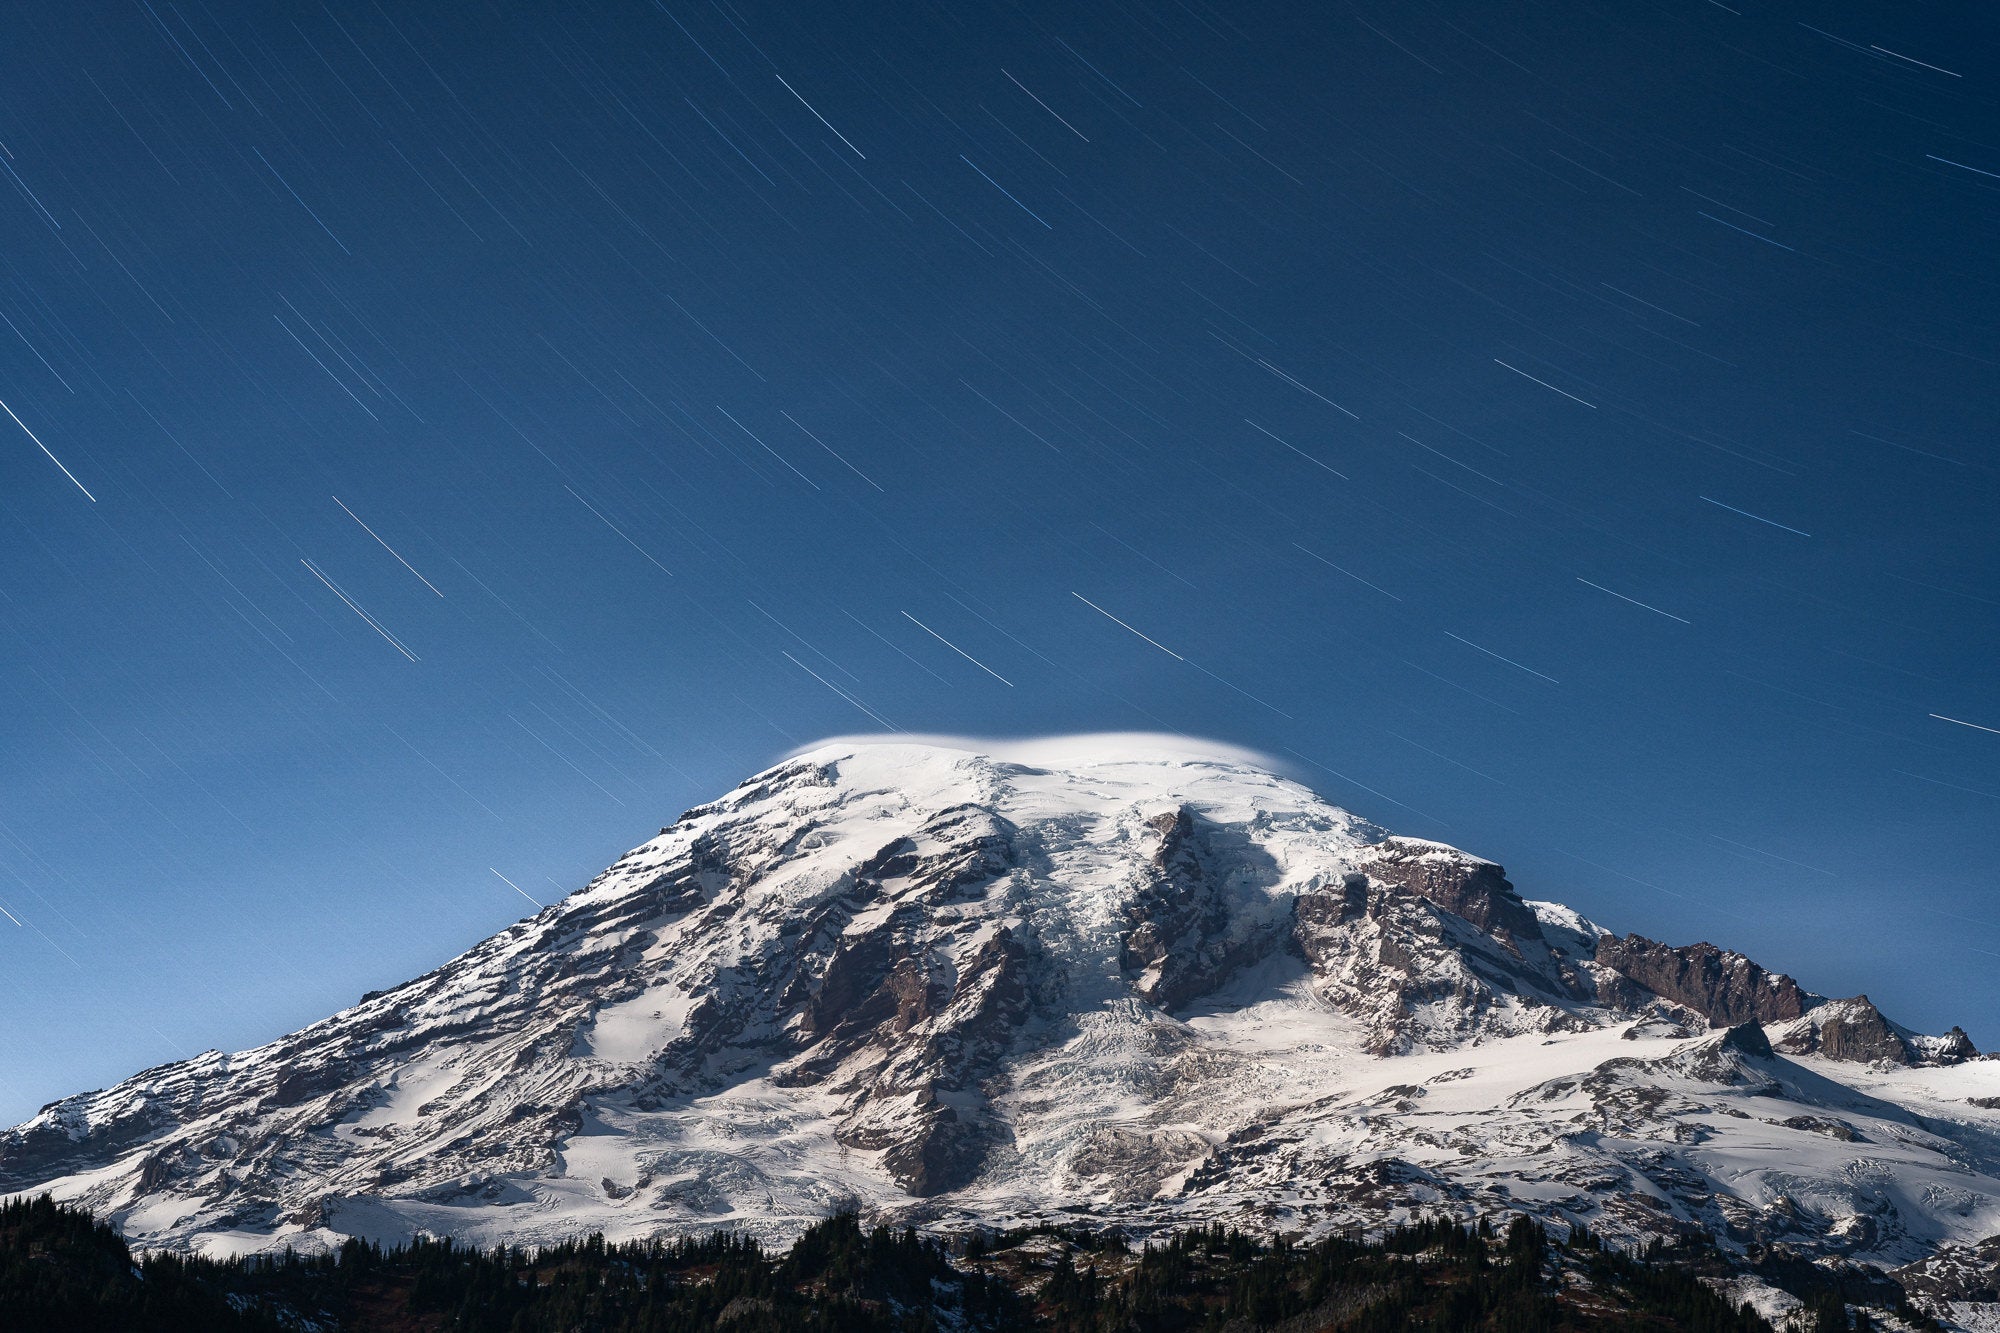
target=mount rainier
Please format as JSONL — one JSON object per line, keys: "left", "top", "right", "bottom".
{"left": 4, "top": 735, "right": 1997, "bottom": 1303}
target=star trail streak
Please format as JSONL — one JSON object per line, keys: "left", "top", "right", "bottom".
{"left": 901, "top": 612, "right": 1015, "bottom": 687}
{"left": 0, "top": 396, "right": 94, "bottom": 500}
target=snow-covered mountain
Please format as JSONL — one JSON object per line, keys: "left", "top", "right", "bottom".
{"left": 5, "top": 735, "right": 1998, "bottom": 1284}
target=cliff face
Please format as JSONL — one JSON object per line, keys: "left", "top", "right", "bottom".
{"left": 1349, "top": 837, "right": 1546, "bottom": 944}
{"left": 1814, "top": 996, "right": 1911, "bottom": 1064}
{"left": 1119, "top": 806, "right": 1278, "bottom": 1011}
{"left": 1592, "top": 934, "right": 1817, "bottom": 1028}
{"left": 1769, "top": 995, "right": 1983, "bottom": 1068}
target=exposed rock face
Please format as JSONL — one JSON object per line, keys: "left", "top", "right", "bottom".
{"left": 1719, "top": 1022, "right": 1775, "bottom": 1059}
{"left": 0, "top": 1094, "right": 167, "bottom": 1190}
{"left": 1918, "top": 1026, "right": 1980, "bottom": 1065}
{"left": 1817, "top": 997, "right": 1912, "bottom": 1065}
{"left": 1289, "top": 852, "right": 1597, "bottom": 1057}
{"left": 773, "top": 804, "right": 1033, "bottom": 1196}
{"left": 1774, "top": 996, "right": 1918, "bottom": 1066}
{"left": 1349, "top": 837, "right": 1544, "bottom": 944}
{"left": 1893, "top": 1233, "right": 2000, "bottom": 1305}
{"left": 1592, "top": 935, "right": 1817, "bottom": 1028}
{"left": 3, "top": 736, "right": 1993, "bottom": 1272}
{"left": 1119, "top": 806, "right": 1275, "bottom": 1010}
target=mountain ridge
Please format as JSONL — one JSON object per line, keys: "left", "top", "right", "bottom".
{"left": 3, "top": 735, "right": 1995, "bottom": 1308}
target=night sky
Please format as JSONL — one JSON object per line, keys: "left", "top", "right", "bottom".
{"left": 2, "top": 0, "right": 1997, "bottom": 1123}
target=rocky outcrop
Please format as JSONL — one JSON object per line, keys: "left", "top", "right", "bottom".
{"left": 0, "top": 1097, "right": 166, "bottom": 1194}
{"left": 1776, "top": 996, "right": 1915, "bottom": 1066}
{"left": 1719, "top": 1021, "right": 1774, "bottom": 1060}
{"left": 1350, "top": 838, "right": 1544, "bottom": 944}
{"left": 1291, "top": 864, "right": 1592, "bottom": 1055}
{"left": 1914, "top": 1026, "right": 1980, "bottom": 1065}
{"left": 1893, "top": 1233, "right": 2000, "bottom": 1305}
{"left": 1592, "top": 935, "right": 1816, "bottom": 1028}
{"left": 772, "top": 806, "right": 1031, "bottom": 1195}
{"left": 1818, "top": 997, "right": 1912, "bottom": 1064}
{"left": 1120, "top": 807, "right": 1275, "bottom": 1010}
{"left": 830, "top": 921, "right": 1032, "bottom": 1197}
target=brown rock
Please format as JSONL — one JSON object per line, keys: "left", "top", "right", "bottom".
{"left": 1783, "top": 996, "right": 1914, "bottom": 1066}
{"left": 1351, "top": 838, "right": 1544, "bottom": 943}
{"left": 1593, "top": 935, "right": 1815, "bottom": 1028}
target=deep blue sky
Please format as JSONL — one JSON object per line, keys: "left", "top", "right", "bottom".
{"left": 2, "top": 0, "right": 1996, "bottom": 1123}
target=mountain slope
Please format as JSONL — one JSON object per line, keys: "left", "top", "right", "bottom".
{"left": 3, "top": 735, "right": 1996, "bottom": 1284}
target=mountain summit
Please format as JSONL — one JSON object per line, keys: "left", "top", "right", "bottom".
{"left": 4, "top": 736, "right": 1996, "bottom": 1273}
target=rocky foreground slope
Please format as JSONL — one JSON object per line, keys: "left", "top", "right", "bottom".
{"left": 3, "top": 736, "right": 1997, "bottom": 1314}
